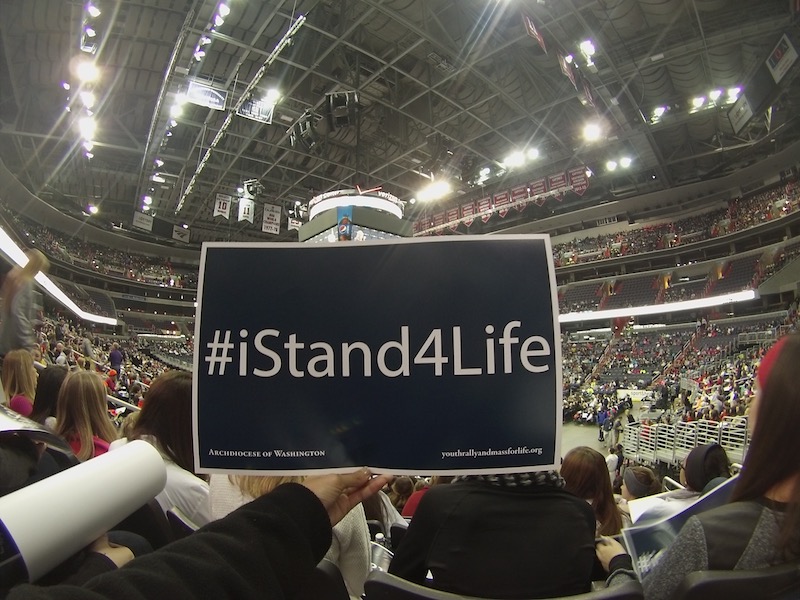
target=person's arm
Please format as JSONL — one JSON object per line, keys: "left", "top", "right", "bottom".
{"left": 598, "top": 515, "right": 710, "bottom": 600}
{"left": 9, "top": 470, "right": 388, "bottom": 600}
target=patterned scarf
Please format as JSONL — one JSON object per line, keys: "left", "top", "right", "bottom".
{"left": 453, "top": 471, "right": 565, "bottom": 489}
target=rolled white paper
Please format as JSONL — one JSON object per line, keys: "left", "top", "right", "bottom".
{"left": 0, "top": 439, "right": 167, "bottom": 580}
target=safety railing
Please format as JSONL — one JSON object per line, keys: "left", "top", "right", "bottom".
{"left": 622, "top": 417, "right": 748, "bottom": 467}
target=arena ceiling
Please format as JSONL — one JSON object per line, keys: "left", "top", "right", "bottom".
{"left": 0, "top": 0, "right": 798, "bottom": 244}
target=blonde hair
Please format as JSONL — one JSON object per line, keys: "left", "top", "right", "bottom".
{"left": 230, "top": 475, "right": 304, "bottom": 500}
{"left": 55, "top": 370, "right": 117, "bottom": 461}
{"left": 1, "top": 349, "right": 37, "bottom": 401}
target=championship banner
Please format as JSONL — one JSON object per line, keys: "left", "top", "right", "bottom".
{"left": 477, "top": 197, "right": 493, "bottom": 223}
{"left": 766, "top": 34, "right": 798, "bottom": 85}
{"left": 557, "top": 52, "right": 577, "bottom": 90}
{"left": 447, "top": 207, "right": 460, "bottom": 231}
{"left": 511, "top": 185, "right": 529, "bottom": 212}
{"left": 194, "top": 236, "right": 562, "bottom": 474}
{"left": 238, "top": 198, "right": 254, "bottom": 223}
{"left": 187, "top": 79, "right": 227, "bottom": 110}
{"left": 461, "top": 201, "right": 476, "bottom": 227}
{"left": 433, "top": 212, "right": 446, "bottom": 235}
{"left": 262, "top": 204, "right": 281, "bottom": 235}
{"left": 568, "top": 166, "right": 589, "bottom": 196}
{"left": 548, "top": 172, "right": 567, "bottom": 200}
{"left": 530, "top": 178, "right": 547, "bottom": 206}
{"left": 494, "top": 191, "right": 511, "bottom": 218}
{"left": 214, "top": 194, "right": 232, "bottom": 219}
{"left": 522, "top": 13, "right": 547, "bottom": 54}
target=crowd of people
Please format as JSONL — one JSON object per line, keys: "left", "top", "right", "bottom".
{"left": 553, "top": 179, "right": 798, "bottom": 269}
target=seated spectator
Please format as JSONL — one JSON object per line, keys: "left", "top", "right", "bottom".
{"left": 55, "top": 371, "right": 117, "bottom": 460}
{"left": 2, "top": 349, "right": 38, "bottom": 416}
{"left": 562, "top": 446, "right": 624, "bottom": 536}
{"left": 110, "top": 370, "right": 211, "bottom": 526}
{"left": 402, "top": 476, "right": 453, "bottom": 518}
{"left": 29, "top": 365, "right": 69, "bottom": 430}
{"left": 681, "top": 442, "right": 731, "bottom": 493}
{"left": 599, "top": 334, "right": 800, "bottom": 599}
{"left": 211, "top": 474, "right": 370, "bottom": 600}
{"left": 617, "top": 466, "right": 662, "bottom": 524}
{"left": 388, "top": 471, "right": 596, "bottom": 598}
{"left": 389, "top": 476, "right": 414, "bottom": 513}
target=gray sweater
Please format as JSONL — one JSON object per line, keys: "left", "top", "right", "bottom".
{"left": 608, "top": 499, "right": 788, "bottom": 600}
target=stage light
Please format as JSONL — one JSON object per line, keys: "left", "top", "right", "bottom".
{"left": 583, "top": 122, "right": 602, "bottom": 141}
{"left": 527, "top": 148, "right": 540, "bottom": 160}
{"left": 218, "top": 3, "right": 230, "bottom": 17}
{"left": 503, "top": 151, "right": 525, "bottom": 168}
{"left": 606, "top": 160, "right": 617, "bottom": 171}
{"left": 78, "top": 116, "right": 96, "bottom": 140}
{"left": 143, "top": 196, "right": 152, "bottom": 205}
{"left": 709, "top": 89, "right": 722, "bottom": 102}
{"left": 653, "top": 106, "right": 666, "bottom": 118}
{"left": 80, "top": 91, "right": 95, "bottom": 109}
{"left": 86, "top": 3, "right": 101, "bottom": 17}
{"left": 692, "top": 96, "right": 705, "bottom": 109}
{"left": 417, "top": 180, "right": 451, "bottom": 202}
{"left": 620, "top": 156, "right": 632, "bottom": 168}
{"left": 76, "top": 60, "right": 99, "bottom": 82}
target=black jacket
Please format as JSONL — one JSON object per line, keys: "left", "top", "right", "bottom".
{"left": 388, "top": 480, "right": 597, "bottom": 599}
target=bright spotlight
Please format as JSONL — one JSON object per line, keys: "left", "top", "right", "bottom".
{"left": 87, "top": 204, "right": 99, "bottom": 214}
{"left": 213, "top": 14, "right": 225, "bottom": 27}
{"left": 170, "top": 104, "right": 183, "bottom": 118}
{"left": 417, "top": 180, "right": 452, "bottom": 202}
{"left": 86, "top": 3, "right": 101, "bottom": 17}
{"left": 79, "top": 91, "right": 96, "bottom": 109}
{"left": 78, "top": 116, "right": 96, "bottom": 140}
{"left": 503, "top": 151, "right": 525, "bottom": 168}
{"left": 620, "top": 156, "right": 632, "bottom": 168}
{"left": 527, "top": 148, "right": 540, "bottom": 160}
{"left": 143, "top": 196, "right": 153, "bottom": 205}
{"left": 653, "top": 106, "right": 666, "bottom": 118}
{"left": 218, "top": 3, "right": 230, "bottom": 17}
{"left": 76, "top": 60, "right": 99, "bottom": 82}
{"left": 265, "top": 88, "right": 281, "bottom": 104}
{"left": 727, "top": 87, "right": 741, "bottom": 102}
{"left": 579, "top": 40, "right": 595, "bottom": 57}
{"left": 82, "top": 140, "right": 94, "bottom": 152}
{"left": 583, "top": 122, "right": 602, "bottom": 142}
{"left": 606, "top": 160, "right": 617, "bottom": 171}
{"left": 692, "top": 96, "right": 705, "bottom": 109}
{"left": 709, "top": 89, "right": 722, "bottom": 102}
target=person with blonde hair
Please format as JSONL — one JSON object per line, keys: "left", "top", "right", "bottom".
{"left": 2, "top": 349, "right": 37, "bottom": 416}
{"left": 55, "top": 370, "right": 116, "bottom": 461}
{"left": 0, "top": 249, "right": 49, "bottom": 356}
{"left": 211, "top": 473, "right": 371, "bottom": 600}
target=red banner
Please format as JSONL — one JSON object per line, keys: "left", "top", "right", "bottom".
{"left": 447, "top": 207, "right": 460, "bottom": 231}
{"left": 511, "top": 184, "right": 529, "bottom": 212}
{"left": 477, "top": 197, "right": 493, "bottom": 223}
{"left": 557, "top": 52, "right": 577, "bottom": 90}
{"left": 461, "top": 201, "right": 476, "bottom": 227}
{"left": 494, "top": 191, "right": 511, "bottom": 218}
{"left": 549, "top": 172, "right": 567, "bottom": 200}
{"left": 522, "top": 13, "right": 547, "bottom": 53}
{"left": 433, "top": 212, "right": 445, "bottom": 234}
{"left": 568, "top": 166, "right": 589, "bottom": 196}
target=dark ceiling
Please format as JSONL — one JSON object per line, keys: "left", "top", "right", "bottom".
{"left": 0, "top": 0, "right": 798, "bottom": 245}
